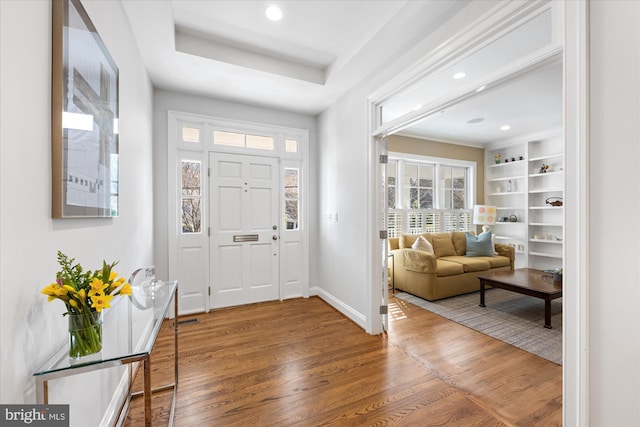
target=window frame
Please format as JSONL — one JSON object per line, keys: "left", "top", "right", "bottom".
{"left": 388, "top": 152, "right": 476, "bottom": 210}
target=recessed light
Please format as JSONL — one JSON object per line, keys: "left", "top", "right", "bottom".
{"left": 453, "top": 72, "right": 466, "bottom": 79}
{"left": 468, "top": 118, "right": 484, "bottom": 124}
{"left": 476, "top": 85, "right": 486, "bottom": 92}
{"left": 266, "top": 5, "right": 282, "bottom": 21}
{"left": 500, "top": 125, "right": 511, "bottom": 131}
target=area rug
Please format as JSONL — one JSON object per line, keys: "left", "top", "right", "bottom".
{"left": 394, "top": 288, "right": 562, "bottom": 365}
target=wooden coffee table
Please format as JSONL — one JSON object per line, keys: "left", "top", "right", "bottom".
{"left": 478, "top": 268, "right": 563, "bottom": 329}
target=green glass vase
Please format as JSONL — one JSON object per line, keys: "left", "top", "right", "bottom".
{"left": 68, "top": 311, "right": 103, "bottom": 359}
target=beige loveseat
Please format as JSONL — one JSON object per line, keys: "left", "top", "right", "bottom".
{"left": 389, "top": 232, "right": 515, "bottom": 301}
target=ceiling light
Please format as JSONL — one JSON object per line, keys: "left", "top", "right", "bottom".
{"left": 476, "top": 85, "right": 486, "bottom": 92}
{"left": 453, "top": 72, "right": 466, "bottom": 79}
{"left": 500, "top": 125, "right": 511, "bottom": 131}
{"left": 414, "top": 104, "right": 422, "bottom": 110}
{"left": 266, "top": 5, "right": 283, "bottom": 21}
{"left": 468, "top": 118, "right": 484, "bottom": 124}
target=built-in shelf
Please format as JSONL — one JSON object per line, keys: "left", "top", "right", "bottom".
{"left": 529, "top": 171, "right": 563, "bottom": 178}
{"left": 529, "top": 251, "right": 563, "bottom": 259}
{"left": 487, "top": 175, "right": 526, "bottom": 182}
{"left": 486, "top": 135, "right": 564, "bottom": 270}
{"left": 529, "top": 153, "right": 563, "bottom": 162}
{"left": 487, "top": 191, "right": 526, "bottom": 196}
{"left": 495, "top": 222, "right": 523, "bottom": 225}
{"left": 529, "top": 188, "right": 564, "bottom": 193}
{"left": 489, "top": 160, "right": 526, "bottom": 168}
{"left": 529, "top": 239, "right": 563, "bottom": 244}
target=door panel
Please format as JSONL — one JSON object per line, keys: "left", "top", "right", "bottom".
{"left": 210, "top": 152, "right": 280, "bottom": 308}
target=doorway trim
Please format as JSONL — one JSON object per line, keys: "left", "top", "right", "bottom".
{"left": 167, "top": 110, "right": 310, "bottom": 313}
{"left": 366, "top": 1, "right": 589, "bottom": 425}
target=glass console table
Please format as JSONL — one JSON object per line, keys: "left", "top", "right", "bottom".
{"left": 33, "top": 279, "right": 179, "bottom": 427}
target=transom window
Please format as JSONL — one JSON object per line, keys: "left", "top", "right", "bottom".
{"left": 213, "top": 130, "right": 274, "bottom": 150}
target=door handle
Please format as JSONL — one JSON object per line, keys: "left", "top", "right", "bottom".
{"left": 272, "top": 235, "right": 278, "bottom": 241}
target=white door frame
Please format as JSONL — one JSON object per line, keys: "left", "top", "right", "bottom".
{"left": 366, "top": 1, "right": 589, "bottom": 425}
{"left": 168, "top": 111, "right": 310, "bottom": 313}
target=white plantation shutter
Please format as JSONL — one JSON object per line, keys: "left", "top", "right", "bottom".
{"left": 389, "top": 209, "right": 472, "bottom": 235}
{"left": 408, "top": 212, "right": 423, "bottom": 234}
{"left": 386, "top": 211, "right": 402, "bottom": 238}
{"left": 425, "top": 211, "right": 439, "bottom": 233}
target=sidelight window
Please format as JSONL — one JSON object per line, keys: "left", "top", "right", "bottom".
{"left": 284, "top": 168, "right": 300, "bottom": 230}
{"left": 181, "top": 160, "right": 201, "bottom": 233}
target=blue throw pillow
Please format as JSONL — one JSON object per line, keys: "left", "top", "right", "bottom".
{"left": 465, "top": 231, "right": 495, "bottom": 257}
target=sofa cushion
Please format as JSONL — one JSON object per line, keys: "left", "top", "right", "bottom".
{"left": 451, "top": 231, "right": 469, "bottom": 256}
{"left": 440, "top": 256, "right": 491, "bottom": 272}
{"left": 388, "top": 237, "right": 400, "bottom": 251}
{"left": 465, "top": 231, "right": 495, "bottom": 257}
{"left": 399, "top": 234, "right": 421, "bottom": 249}
{"left": 475, "top": 255, "right": 511, "bottom": 268}
{"left": 431, "top": 234, "right": 457, "bottom": 257}
{"left": 436, "top": 259, "right": 465, "bottom": 277}
{"left": 411, "top": 235, "right": 433, "bottom": 253}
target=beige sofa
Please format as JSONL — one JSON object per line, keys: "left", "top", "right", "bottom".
{"left": 389, "top": 232, "right": 515, "bottom": 301}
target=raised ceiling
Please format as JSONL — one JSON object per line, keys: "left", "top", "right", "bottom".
{"left": 121, "top": 1, "right": 561, "bottom": 146}
{"left": 121, "top": 0, "right": 465, "bottom": 114}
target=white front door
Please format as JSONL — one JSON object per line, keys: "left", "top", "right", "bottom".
{"left": 209, "top": 152, "right": 280, "bottom": 308}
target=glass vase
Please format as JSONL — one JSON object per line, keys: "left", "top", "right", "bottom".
{"left": 68, "top": 311, "right": 103, "bottom": 359}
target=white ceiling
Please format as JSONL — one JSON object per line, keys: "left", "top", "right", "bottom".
{"left": 121, "top": 0, "right": 464, "bottom": 114}
{"left": 399, "top": 59, "right": 563, "bottom": 146}
{"left": 121, "top": 0, "right": 562, "bottom": 146}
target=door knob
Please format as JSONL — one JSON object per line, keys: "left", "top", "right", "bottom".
{"left": 272, "top": 235, "right": 278, "bottom": 241}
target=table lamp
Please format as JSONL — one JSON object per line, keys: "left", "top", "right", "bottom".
{"left": 473, "top": 205, "right": 497, "bottom": 233}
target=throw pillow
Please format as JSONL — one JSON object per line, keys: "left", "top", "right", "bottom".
{"left": 411, "top": 235, "right": 434, "bottom": 253}
{"left": 399, "top": 234, "right": 420, "bottom": 249}
{"left": 431, "top": 235, "right": 457, "bottom": 257}
{"left": 466, "top": 231, "right": 495, "bottom": 257}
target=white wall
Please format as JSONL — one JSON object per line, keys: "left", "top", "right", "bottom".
{"left": 589, "top": 1, "right": 640, "bottom": 424}
{"left": 0, "top": 0, "right": 154, "bottom": 425}
{"left": 152, "top": 90, "right": 318, "bottom": 284}
{"left": 316, "top": 1, "right": 499, "bottom": 331}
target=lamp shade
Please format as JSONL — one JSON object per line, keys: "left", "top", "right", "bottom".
{"left": 473, "top": 205, "right": 497, "bottom": 225}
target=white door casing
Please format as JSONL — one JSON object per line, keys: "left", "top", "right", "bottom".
{"left": 209, "top": 152, "right": 280, "bottom": 308}
{"left": 168, "top": 111, "right": 309, "bottom": 314}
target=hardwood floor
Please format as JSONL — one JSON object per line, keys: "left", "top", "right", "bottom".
{"left": 124, "top": 293, "right": 562, "bottom": 426}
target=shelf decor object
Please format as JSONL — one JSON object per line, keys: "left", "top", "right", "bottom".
{"left": 40, "top": 252, "right": 132, "bottom": 359}
{"left": 473, "top": 205, "right": 497, "bottom": 233}
{"left": 52, "top": 0, "right": 120, "bottom": 218}
{"left": 545, "top": 197, "right": 563, "bottom": 206}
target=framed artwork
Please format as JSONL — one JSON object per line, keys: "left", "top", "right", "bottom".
{"left": 52, "top": 0, "right": 119, "bottom": 218}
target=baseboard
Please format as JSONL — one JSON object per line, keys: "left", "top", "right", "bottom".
{"left": 314, "top": 287, "right": 366, "bottom": 330}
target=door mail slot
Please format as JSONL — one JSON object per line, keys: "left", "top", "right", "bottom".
{"left": 233, "top": 234, "right": 259, "bottom": 242}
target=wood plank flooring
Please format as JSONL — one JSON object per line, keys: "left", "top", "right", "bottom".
{"left": 123, "top": 293, "right": 562, "bottom": 426}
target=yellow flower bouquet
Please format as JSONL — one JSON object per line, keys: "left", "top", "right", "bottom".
{"left": 41, "top": 251, "right": 132, "bottom": 358}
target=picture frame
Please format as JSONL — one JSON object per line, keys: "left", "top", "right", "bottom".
{"left": 52, "top": 0, "right": 119, "bottom": 218}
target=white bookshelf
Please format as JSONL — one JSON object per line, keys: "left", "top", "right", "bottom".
{"left": 485, "top": 133, "right": 564, "bottom": 270}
